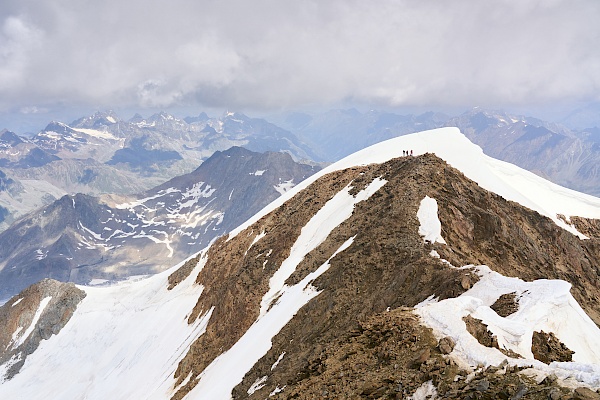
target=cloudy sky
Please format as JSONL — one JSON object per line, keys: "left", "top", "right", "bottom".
{"left": 0, "top": 0, "right": 599, "bottom": 131}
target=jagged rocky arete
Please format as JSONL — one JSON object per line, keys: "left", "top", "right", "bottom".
{"left": 1, "top": 128, "right": 600, "bottom": 400}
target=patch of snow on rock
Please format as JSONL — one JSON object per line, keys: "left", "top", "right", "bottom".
{"left": 408, "top": 380, "right": 437, "bottom": 400}
{"left": 415, "top": 265, "right": 600, "bottom": 389}
{"left": 247, "top": 375, "right": 268, "bottom": 395}
{"left": 187, "top": 237, "right": 356, "bottom": 400}
{"left": 274, "top": 179, "right": 295, "bottom": 195}
{"left": 417, "top": 196, "right": 446, "bottom": 244}
{"left": 12, "top": 296, "right": 52, "bottom": 349}
{"left": 10, "top": 298, "right": 23, "bottom": 307}
{"left": 259, "top": 178, "right": 386, "bottom": 317}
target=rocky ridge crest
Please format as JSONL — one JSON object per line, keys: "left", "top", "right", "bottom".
{"left": 166, "top": 153, "right": 600, "bottom": 399}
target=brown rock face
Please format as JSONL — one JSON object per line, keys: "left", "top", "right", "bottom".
{"left": 531, "top": 331, "right": 575, "bottom": 364}
{"left": 165, "top": 153, "right": 600, "bottom": 399}
{"left": 491, "top": 292, "right": 520, "bottom": 317}
{"left": 438, "top": 336, "right": 455, "bottom": 354}
{"left": 574, "top": 387, "right": 600, "bottom": 400}
{"left": 463, "top": 314, "right": 499, "bottom": 349}
{"left": 0, "top": 279, "right": 86, "bottom": 380}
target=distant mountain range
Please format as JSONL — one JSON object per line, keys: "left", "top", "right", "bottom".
{"left": 0, "top": 146, "right": 319, "bottom": 301}
{"left": 0, "top": 111, "right": 318, "bottom": 231}
{"left": 3, "top": 106, "right": 600, "bottom": 233}
{"left": 445, "top": 109, "right": 600, "bottom": 197}
{"left": 279, "top": 107, "right": 600, "bottom": 196}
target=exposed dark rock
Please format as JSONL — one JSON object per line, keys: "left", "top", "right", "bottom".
{"left": 531, "top": 331, "right": 574, "bottom": 364}
{"left": 438, "top": 336, "right": 455, "bottom": 355}
{"left": 474, "top": 379, "right": 490, "bottom": 392}
{"left": 168, "top": 257, "right": 200, "bottom": 290}
{"left": 574, "top": 387, "right": 600, "bottom": 400}
{"left": 570, "top": 216, "right": 600, "bottom": 240}
{"left": 511, "top": 383, "right": 529, "bottom": 400}
{"left": 491, "top": 292, "right": 520, "bottom": 317}
{"left": 463, "top": 314, "right": 499, "bottom": 349}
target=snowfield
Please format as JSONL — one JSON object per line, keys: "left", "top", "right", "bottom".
{"left": 416, "top": 263, "right": 600, "bottom": 389}
{"left": 1, "top": 128, "right": 600, "bottom": 398}
{"left": 0, "top": 252, "right": 211, "bottom": 400}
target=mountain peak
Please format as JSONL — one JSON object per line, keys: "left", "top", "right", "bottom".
{"left": 0, "top": 130, "right": 23, "bottom": 146}
{"left": 222, "top": 111, "right": 249, "bottom": 121}
{"left": 183, "top": 112, "right": 209, "bottom": 124}
{"left": 149, "top": 111, "right": 175, "bottom": 120}
{"left": 71, "top": 111, "right": 120, "bottom": 128}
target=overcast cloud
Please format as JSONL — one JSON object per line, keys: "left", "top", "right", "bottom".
{"left": 0, "top": 0, "right": 599, "bottom": 118}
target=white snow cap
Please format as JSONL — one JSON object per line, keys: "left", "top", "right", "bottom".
{"left": 230, "top": 128, "right": 600, "bottom": 241}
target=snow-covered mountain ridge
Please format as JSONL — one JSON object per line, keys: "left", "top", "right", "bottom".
{"left": 0, "top": 147, "right": 318, "bottom": 301}
{"left": 282, "top": 108, "right": 600, "bottom": 197}
{"left": 1, "top": 128, "right": 600, "bottom": 399}
{"left": 0, "top": 111, "right": 318, "bottom": 231}
{"left": 230, "top": 127, "right": 600, "bottom": 241}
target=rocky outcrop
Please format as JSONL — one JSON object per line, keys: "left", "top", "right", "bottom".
{"left": 464, "top": 314, "right": 499, "bottom": 349}
{"left": 0, "top": 279, "right": 85, "bottom": 380}
{"left": 167, "top": 153, "right": 600, "bottom": 399}
{"left": 167, "top": 256, "right": 200, "bottom": 290}
{"left": 532, "top": 331, "right": 575, "bottom": 364}
{"left": 237, "top": 308, "right": 579, "bottom": 400}
{"left": 491, "top": 292, "right": 520, "bottom": 317}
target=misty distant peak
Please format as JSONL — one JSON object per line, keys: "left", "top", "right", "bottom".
{"left": 71, "top": 111, "right": 120, "bottom": 129}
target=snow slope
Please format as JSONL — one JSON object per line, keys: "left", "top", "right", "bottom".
{"left": 0, "top": 252, "right": 212, "bottom": 400}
